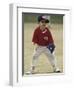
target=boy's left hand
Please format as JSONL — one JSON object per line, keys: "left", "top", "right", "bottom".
{"left": 47, "top": 43, "right": 55, "bottom": 53}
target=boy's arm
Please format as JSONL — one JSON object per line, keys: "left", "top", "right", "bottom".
{"left": 32, "top": 30, "right": 38, "bottom": 44}
{"left": 48, "top": 28, "right": 54, "bottom": 44}
{"left": 47, "top": 28, "right": 55, "bottom": 53}
{"left": 32, "top": 29, "right": 39, "bottom": 49}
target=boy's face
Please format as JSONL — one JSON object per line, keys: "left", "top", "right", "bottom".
{"left": 39, "top": 20, "right": 47, "bottom": 30}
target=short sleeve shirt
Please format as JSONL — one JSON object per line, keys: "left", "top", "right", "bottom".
{"left": 32, "top": 26, "right": 54, "bottom": 46}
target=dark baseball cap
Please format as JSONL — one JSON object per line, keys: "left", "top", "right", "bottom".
{"left": 38, "top": 15, "right": 49, "bottom": 23}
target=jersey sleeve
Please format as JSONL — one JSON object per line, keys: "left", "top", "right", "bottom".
{"left": 32, "top": 29, "right": 38, "bottom": 44}
{"left": 47, "top": 28, "right": 54, "bottom": 44}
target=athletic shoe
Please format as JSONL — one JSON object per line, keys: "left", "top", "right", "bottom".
{"left": 54, "top": 68, "right": 61, "bottom": 73}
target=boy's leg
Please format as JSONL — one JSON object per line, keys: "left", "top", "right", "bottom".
{"left": 44, "top": 47, "right": 60, "bottom": 72}
{"left": 31, "top": 47, "right": 43, "bottom": 73}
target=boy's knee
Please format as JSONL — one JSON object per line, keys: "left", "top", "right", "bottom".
{"left": 33, "top": 55, "right": 38, "bottom": 60}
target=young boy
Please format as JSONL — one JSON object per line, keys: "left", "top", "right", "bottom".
{"left": 31, "top": 15, "right": 60, "bottom": 74}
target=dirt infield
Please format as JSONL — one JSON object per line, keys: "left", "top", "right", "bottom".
{"left": 24, "top": 23, "right": 63, "bottom": 74}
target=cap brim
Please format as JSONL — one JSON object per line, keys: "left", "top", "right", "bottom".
{"left": 45, "top": 20, "right": 49, "bottom": 23}
{"left": 41, "top": 19, "right": 49, "bottom": 23}
{"left": 38, "top": 18, "right": 49, "bottom": 23}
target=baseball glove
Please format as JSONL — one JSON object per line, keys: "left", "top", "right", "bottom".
{"left": 47, "top": 43, "right": 55, "bottom": 53}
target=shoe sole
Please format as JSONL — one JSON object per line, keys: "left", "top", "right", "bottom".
{"left": 54, "top": 71, "right": 61, "bottom": 73}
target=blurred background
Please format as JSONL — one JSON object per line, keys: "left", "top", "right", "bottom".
{"left": 22, "top": 13, "right": 63, "bottom": 75}
{"left": 23, "top": 13, "right": 63, "bottom": 23}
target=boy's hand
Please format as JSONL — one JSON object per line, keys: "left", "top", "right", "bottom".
{"left": 47, "top": 43, "right": 55, "bottom": 53}
{"left": 34, "top": 44, "right": 38, "bottom": 48}
{"left": 33, "top": 43, "right": 39, "bottom": 51}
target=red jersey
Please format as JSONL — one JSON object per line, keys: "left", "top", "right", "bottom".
{"left": 32, "top": 26, "right": 54, "bottom": 46}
